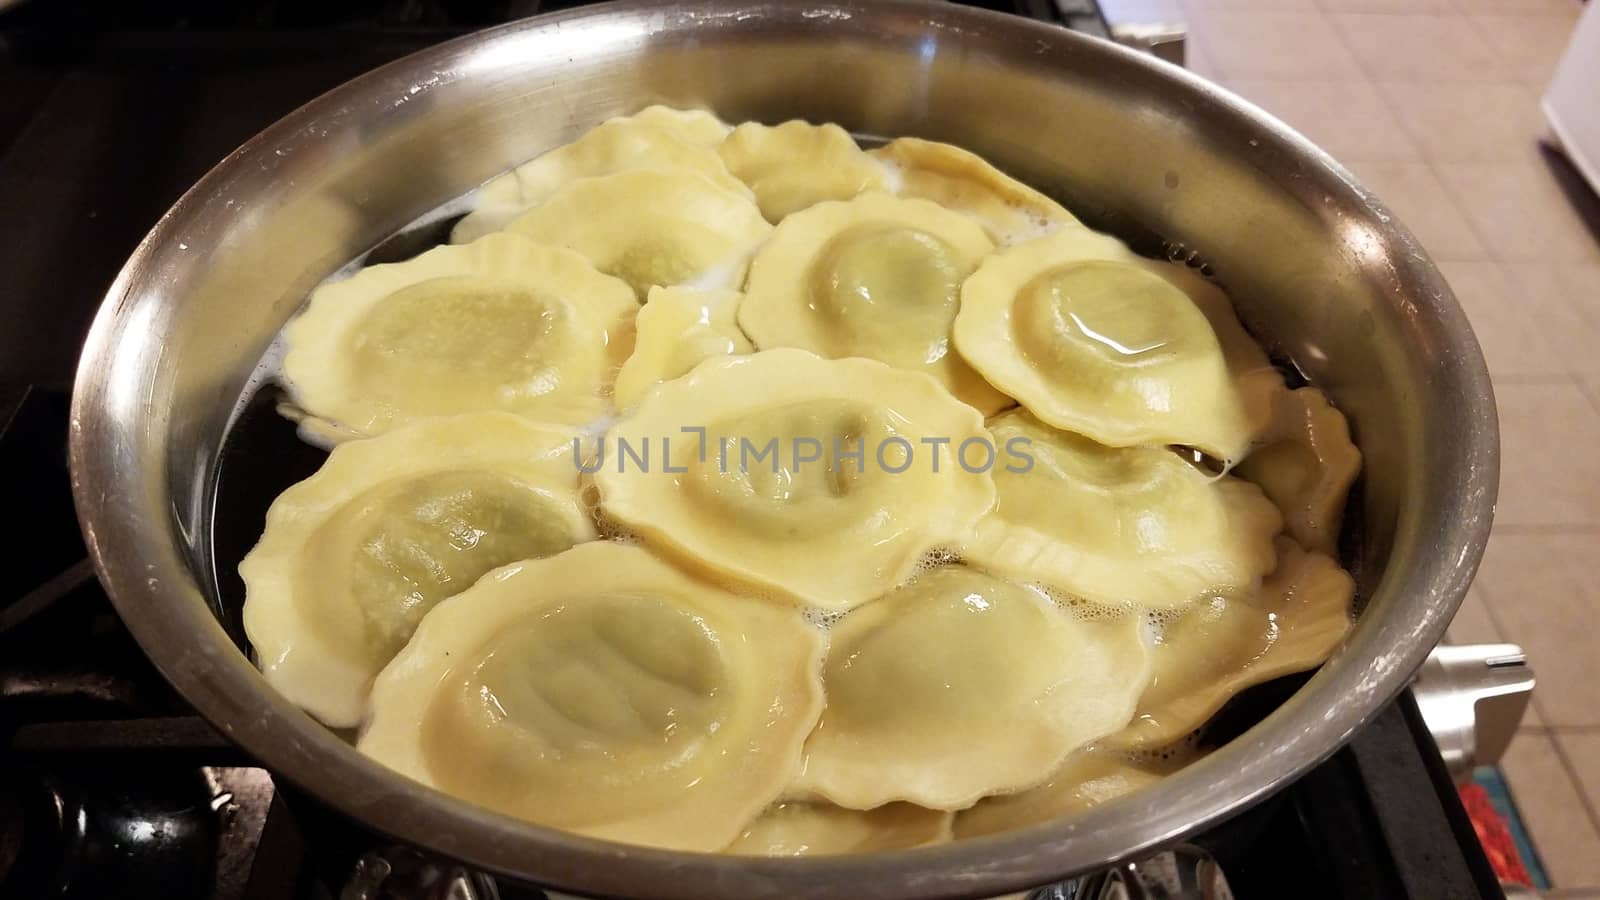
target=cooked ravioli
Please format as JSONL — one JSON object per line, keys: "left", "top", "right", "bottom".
{"left": 506, "top": 169, "right": 771, "bottom": 298}
{"left": 740, "top": 192, "right": 1011, "bottom": 414}
{"left": 717, "top": 120, "right": 890, "bottom": 221}
{"left": 726, "top": 802, "right": 953, "bottom": 856}
{"left": 613, "top": 286, "right": 752, "bottom": 409}
{"left": 964, "top": 410, "right": 1282, "bottom": 610}
{"left": 358, "top": 542, "right": 825, "bottom": 852}
{"left": 953, "top": 228, "right": 1283, "bottom": 463}
{"left": 954, "top": 746, "right": 1195, "bottom": 838}
{"left": 282, "top": 233, "right": 637, "bottom": 439}
{"left": 239, "top": 413, "right": 594, "bottom": 728}
{"left": 453, "top": 107, "right": 748, "bottom": 244}
{"left": 594, "top": 349, "right": 996, "bottom": 610}
{"left": 250, "top": 116, "right": 1367, "bottom": 852}
{"left": 870, "top": 137, "right": 1079, "bottom": 246}
{"left": 1236, "top": 387, "right": 1361, "bottom": 555}
{"left": 628, "top": 104, "right": 734, "bottom": 147}
{"left": 794, "top": 567, "right": 1151, "bottom": 810}
{"left": 1104, "top": 538, "right": 1355, "bottom": 750}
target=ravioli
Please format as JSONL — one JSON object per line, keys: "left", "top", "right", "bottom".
{"left": 1235, "top": 387, "right": 1362, "bottom": 555}
{"left": 506, "top": 169, "right": 771, "bottom": 298}
{"left": 629, "top": 104, "right": 734, "bottom": 147}
{"left": 953, "top": 228, "right": 1284, "bottom": 463}
{"left": 249, "top": 115, "right": 1368, "bottom": 854}
{"left": 613, "top": 286, "right": 752, "bottom": 409}
{"left": 717, "top": 120, "right": 890, "bottom": 221}
{"left": 793, "top": 567, "right": 1152, "bottom": 810}
{"left": 740, "top": 192, "right": 1012, "bottom": 414}
{"left": 358, "top": 542, "right": 826, "bottom": 852}
{"left": 239, "top": 413, "right": 595, "bottom": 728}
{"left": 282, "top": 233, "right": 637, "bottom": 439}
{"left": 594, "top": 349, "right": 997, "bottom": 610}
{"left": 453, "top": 106, "right": 748, "bottom": 244}
{"left": 726, "top": 802, "right": 953, "bottom": 856}
{"left": 954, "top": 746, "right": 1195, "bottom": 838}
{"left": 870, "top": 137, "right": 1080, "bottom": 246}
{"left": 964, "top": 410, "right": 1282, "bottom": 610}
{"left": 1104, "top": 538, "right": 1355, "bottom": 750}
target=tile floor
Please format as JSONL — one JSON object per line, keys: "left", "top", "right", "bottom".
{"left": 1097, "top": 0, "right": 1600, "bottom": 890}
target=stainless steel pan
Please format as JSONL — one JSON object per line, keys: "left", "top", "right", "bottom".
{"left": 68, "top": 2, "right": 1498, "bottom": 897}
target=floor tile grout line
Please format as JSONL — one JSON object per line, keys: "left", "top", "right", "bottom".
{"left": 1455, "top": 4, "right": 1585, "bottom": 92}
{"left": 1480, "top": 577, "right": 1600, "bottom": 847}
{"left": 1207, "top": 78, "right": 1427, "bottom": 167}
{"left": 1548, "top": 733, "right": 1600, "bottom": 838}
{"left": 1326, "top": 6, "right": 1512, "bottom": 89}
{"left": 1174, "top": 1, "right": 1230, "bottom": 81}
{"left": 1532, "top": 695, "right": 1556, "bottom": 730}
{"left": 1190, "top": 14, "right": 1598, "bottom": 283}
{"left": 1371, "top": 77, "right": 1546, "bottom": 149}
{"left": 1366, "top": 81, "right": 1446, "bottom": 171}
{"left": 1450, "top": 583, "right": 1507, "bottom": 644}
{"left": 1453, "top": 261, "right": 1600, "bottom": 386}
{"left": 1492, "top": 264, "right": 1600, "bottom": 392}
{"left": 1578, "top": 378, "right": 1600, "bottom": 419}
{"left": 1468, "top": 580, "right": 1563, "bottom": 736}
{"left": 1519, "top": 721, "right": 1600, "bottom": 735}
{"left": 1190, "top": 30, "right": 1599, "bottom": 425}
{"left": 1183, "top": 1, "right": 1366, "bottom": 83}
{"left": 1347, "top": 24, "right": 1600, "bottom": 266}
{"left": 1321, "top": 6, "right": 1379, "bottom": 86}
{"left": 1470, "top": 579, "right": 1521, "bottom": 669}
{"left": 1455, "top": 1, "right": 1521, "bottom": 75}
{"left": 1429, "top": 141, "right": 1600, "bottom": 267}
{"left": 1500, "top": 721, "right": 1600, "bottom": 890}
{"left": 1358, "top": 79, "right": 1511, "bottom": 261}
{"left": 1549, "top": 735, "right": 1600, "bottom": 841}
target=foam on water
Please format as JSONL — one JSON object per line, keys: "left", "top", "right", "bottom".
{"left": 869, "top": 155, "right": 905, "bottom": 194}
{"left": 906, "top": 546, "right": 961, "bottom": 582}
{"left": 1143, "top": 598, "right": 1200, "bottom": 638}
{"left": 1030, "top": 581, "right": 1134, "bottom": 625}
{"left": 995, "top": 210, "right": 1067, "bottom": 248}
{"left": 683, "top": 253, "right": 750, "bottom": 292}
{"left": 1110, "top": 730, "right": 1204, "bottom": 767}
{"left": 802, "top": 606, "right": 848, "bottom": 632}
{"left": 595, "top": 526, "right": 641, "bottom": 546}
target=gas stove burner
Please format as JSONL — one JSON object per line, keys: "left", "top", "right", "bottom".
{"left": 1058, "top": 846, "right": 1234, "bottom": 900}
{"left": 0, "top": 768, "right": 218, "bottom": 900}
{"left": 342, "top": 847, "right": 508, "bottom": 900}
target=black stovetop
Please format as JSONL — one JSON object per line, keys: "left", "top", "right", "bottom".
{"left": 0, "top": 2, "right": 1503, "bottom": 898}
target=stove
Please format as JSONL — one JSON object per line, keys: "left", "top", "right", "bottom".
{"left": 0, "top": 2, "right": 1515, "bottom": 898}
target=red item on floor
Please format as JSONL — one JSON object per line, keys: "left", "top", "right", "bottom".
{"left": 1459, "top": 780, "right": 1533, "bottom": 887}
